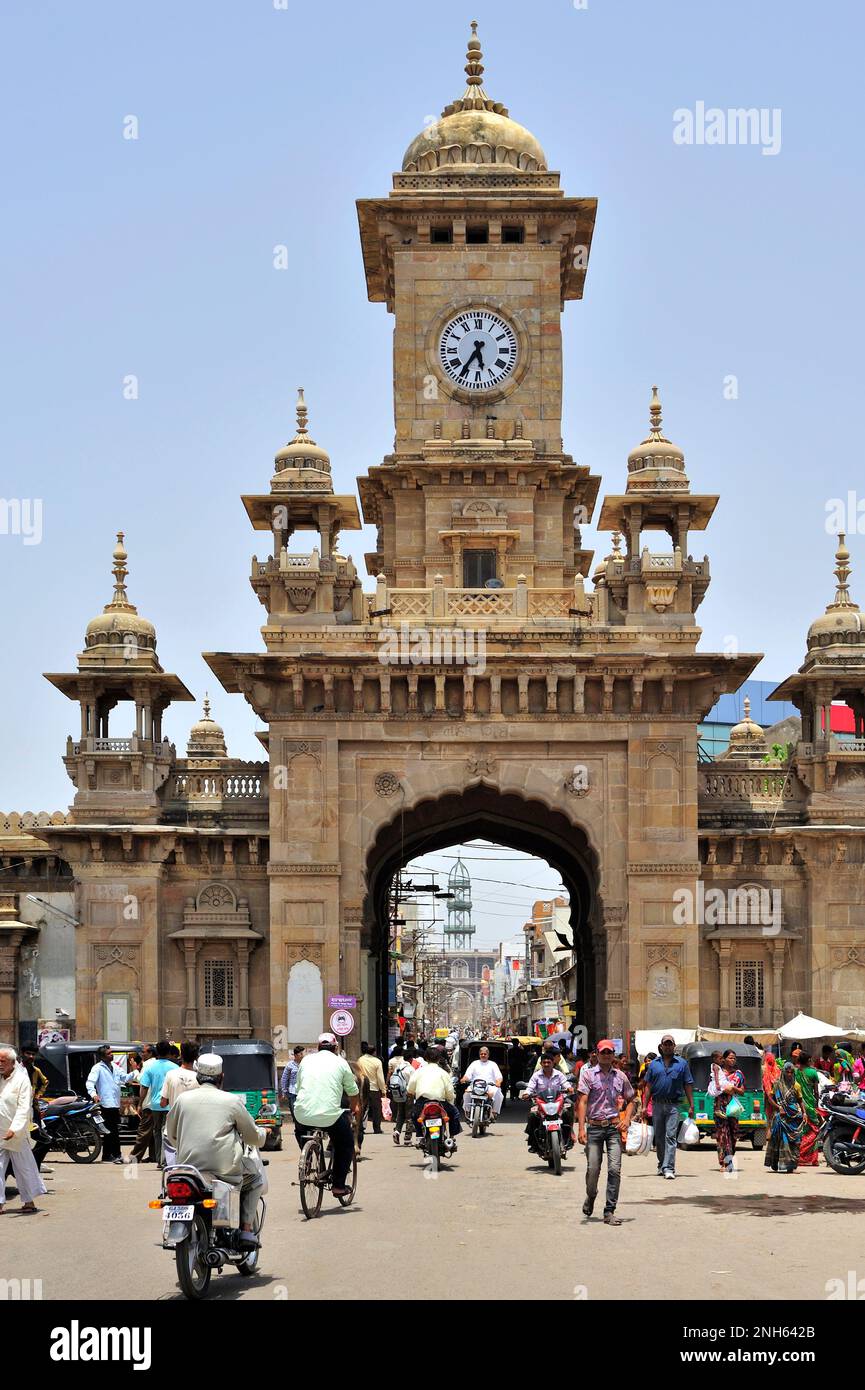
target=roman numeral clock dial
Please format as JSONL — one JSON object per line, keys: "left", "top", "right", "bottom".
{"left": 438, "top": 310, "right": 518, "bottom": 392}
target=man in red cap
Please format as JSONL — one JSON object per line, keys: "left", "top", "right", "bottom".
{"left": 576, "top": 1039, "right": 635, "bottom": 1226}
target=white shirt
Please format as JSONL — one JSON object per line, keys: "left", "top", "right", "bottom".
{"left": 0, "top": 1064, "right": 34, "bottom": 1153}
{"left": 463, "top": 1059, "right": 502, "bottom": 1088}
{"left": 407, "top": 1062, "right": 455, "bottom": 1105}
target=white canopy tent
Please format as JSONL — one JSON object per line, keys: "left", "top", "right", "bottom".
{"left": 776, "top": 1012, "right": 846, "bottom": 1041}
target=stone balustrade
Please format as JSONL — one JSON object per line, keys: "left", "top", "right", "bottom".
{"left": 376, "top": 574, "right": 589, "bottom": 624}
{"left": 68, "top": 736, "right": 174, "bottom": 757}
{"left": 0, "top": 811, "right": 72, "bottom": 832}
{"left": 168, "top": 762, "right": 268, "bottom": 804}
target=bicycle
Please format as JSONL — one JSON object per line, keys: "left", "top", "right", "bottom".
{"left": 297, "top": 1119, "right": 358, "bottom": 1219}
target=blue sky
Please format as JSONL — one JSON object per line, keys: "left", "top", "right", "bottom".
{"left": 2, "top": 0, "right": 864, "bottom": 810}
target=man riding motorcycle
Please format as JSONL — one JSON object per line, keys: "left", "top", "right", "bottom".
{"left": 460, "top": 1045, "right": 504, "bottom": 1122}
{"left": 407, "top": 1047, "right": 462, "bottom": 1142}
{"left": 523, "top": 1053, "right": 575, "bottom": 1152}
{"left": 164, "top": 1052, "right": 266, "bottom": 1246}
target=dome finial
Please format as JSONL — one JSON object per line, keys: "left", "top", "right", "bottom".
{"left": 108, "top": 531, "right": 133, "bottom": 611}
{"left": 743, "top": 695, "right": 751, "bottom": 719}
{"left": 465, "top": 20, "right": 484, "bottom": 86}
{"left": 202, "top": 692, "right": 211, "bottom": 719}
{"left": 295, "top": 387, "right": 308, "bottom": 438}
{"left": 649, "top": 385, "right": 664, "bottom": 439}
{"left": 833, "top": 533, "right": 854, "bottom": 608}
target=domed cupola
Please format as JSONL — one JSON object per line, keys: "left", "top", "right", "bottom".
{"left": 806, "top": 535, "right": 865, "bottom": 654}
{"left": 186, "top": 695, "right": 228, "bottom": 759}
{"left": 83, "top": 533, "right": 159, "bottom": 668}
{"left": 402, "top": 22, "right": 548, "bottom": 176}
{"left": 272, "top": 389, "right": 333, "bottom": 492}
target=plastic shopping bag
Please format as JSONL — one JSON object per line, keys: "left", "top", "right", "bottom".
{"left": 381, "top": 1096, "right": 392, "bottom": 1122}
{"left": 677, "top": 1118, "right": 700, "bottom": 1147}
{"left": 625, "top": 1121, "right": 653, "bottom": 1156}
{"left": 725, "top": 1095, "right": 745, "bottom": 1119}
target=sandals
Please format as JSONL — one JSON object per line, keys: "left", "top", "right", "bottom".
{"left": 603, "top": 1212, "right": 623, "bottom": 1226}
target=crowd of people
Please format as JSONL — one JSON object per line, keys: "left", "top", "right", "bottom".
{"left": 3, "top": 1026, "right": 863, "bottom": 1226}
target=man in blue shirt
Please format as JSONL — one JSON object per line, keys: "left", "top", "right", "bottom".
{"left": 642, "top": 1034, "right": 695, "bottom": 1179}
{"left": 86, "top": 1045, "right": 133, "bottom": 1163}
{"left": 138, "top": 1040, "right": 178, "bottom": 1169}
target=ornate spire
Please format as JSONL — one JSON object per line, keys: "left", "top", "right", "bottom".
{"left": 202, "top": 693, "right": 211, "bottom": 719}
{"left": 831, "top": 533, "right": 856, "bottom": 610}
{"left": 295, "top": 387, "right": 309, "bottom": 440}
{"left": 441, "top": 20, "right": 508, "bottom": 118}
{"left": 645, "top": 386, "right": 670, "bottom": 444}
{"left": 106, "top": 532, "right": 137, "bottom": 613}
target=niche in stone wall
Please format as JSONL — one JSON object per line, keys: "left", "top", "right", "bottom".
{"left": 645, "top": 947, "right": 682, "bottom": 1027}
{"left": 287, "top": 956, "right": 324, "bottom": 1044}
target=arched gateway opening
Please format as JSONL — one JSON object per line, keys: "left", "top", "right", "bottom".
{"left": 363, "top": 788, "right": 604, "bottom": 1050}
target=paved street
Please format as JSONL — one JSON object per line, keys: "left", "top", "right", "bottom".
{"left": 3, "top": 1106, "right": 864, "bottom": 1302}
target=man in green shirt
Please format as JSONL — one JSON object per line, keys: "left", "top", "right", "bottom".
{"left": 293, "top": 1033, "right": 360, "bottom": 1196}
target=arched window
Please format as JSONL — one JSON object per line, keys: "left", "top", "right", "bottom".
{"left": 450, "top": 958, "right": 469, "bottom": 981}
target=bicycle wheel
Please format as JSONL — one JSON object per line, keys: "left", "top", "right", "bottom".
{"left": 336, "top": 1151, "right": 358, "bottom": 1207}
{"left": 299, "top": 1138, "right": 324, "bottom": 1219}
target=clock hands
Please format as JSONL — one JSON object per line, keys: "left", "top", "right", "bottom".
{"left": 459, "top": 339, "right": 486, "bottom": 378}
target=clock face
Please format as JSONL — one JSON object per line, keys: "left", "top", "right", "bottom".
{"left": 438, "top": 309, "right": 518, "bottom": 392}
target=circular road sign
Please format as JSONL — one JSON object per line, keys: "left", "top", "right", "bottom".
{"left": 330, "top": 1009, "right": 355, "bottom": 1037}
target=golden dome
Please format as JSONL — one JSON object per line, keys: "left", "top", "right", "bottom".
{"left": 272, "top": 388, "right": 332, "bottom": 483}
{"left": 807, "top": 535, "right": 865, "bottom": 651}
{"left": 187, "top": 696, "right": 227, "bottom": 758}
{"left": 84, "top": 533, "right": 157, "bottom": 650}
{"left": 402, "top": 22, "right": 547, "bottom": 175}
{"left": 627, "top": 387, "right": 688, "bottom": 488}
{"left": 729, "top": 696, "right": 767, "bottom": 748}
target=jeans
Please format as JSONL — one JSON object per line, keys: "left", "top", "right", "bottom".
{"left": 391, "top": 1098, "right": 409, "bottom": 1138}
{"left": 294, "top": 1111, "right": 355, "bottom": 1189}
{"left": 584, "top": 1124, "right": 623, "bottom": 1214}
{"left": 653, "top": 1099, "right": 681, "bottom": 1173}
{"left": 410, "top": 1098, "right": 462, "bottom": 1137}
{"left": 151, "top": 1110, "right": 167, "bottom": 1167}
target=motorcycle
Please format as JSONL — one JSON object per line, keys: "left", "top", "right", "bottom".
{"left": 816, "top": 1090, "right": 865, "bottom": 1175}
{"left": 526, "top": 1089, "right": 572, "bottom": 1176}
{"left": 466, "top": 1077, "right": 493, "bottom": 1138}
{"left": 417, "top": 1100, "right": 457, "bottom": 1173}
{"left": 35, "top": 1095, "right": 109, "bottom": 1164}
{"left": 151, "top": 1152, "right": 267, "bottom": 1300}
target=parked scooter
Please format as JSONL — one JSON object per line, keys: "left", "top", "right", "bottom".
{"left": 35, "top": 1094, "right": 109, "bottom": 1164}
{"left": 466, "top": 1077, "right": 493, "bottom": 1138}
{"left": 816, "top": 1089, "right": 865, "bottom": 1175}
{"left": 152, "top": 1151, "right": 267, "bottom": 1300}
{"left": 417, "top": 1100, "right": 457, "bottom": 1173}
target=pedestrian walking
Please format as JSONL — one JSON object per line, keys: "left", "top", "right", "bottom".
{"left": 137, "top": 1041, "right": 178, "bottom": 1168}
{"left": 576, "top": 1040, "right": 635, "bottom": 1226}
{"left": 711, "top": 1049, "right": 744, "bottom": 1173}
{"left": 21, "top": 1046, "right": 51, "bottom": 1173}
{"left": 0, "top": 1047, "right": 47, "bottom": 1215}
{"left": 130, "top": 1043, "right": 157, "bottom": 1162}
{"left": 641, "top": 1034, "right": 694, "bottom": 1179}
{"left": 356, "top": 1042, "right": 387, "bottom": 1134}
{"left": 86, "top": 1044, "right": 133, "bottom": 1163}
{"left": 765, "top": 1061, "right": 806, "bottom": 1173}
{"left": 387, "top": 1042, "right": 412, "bottom": 1146}
{"left": 279, "top": 1045, "right": 304, "bottom": 1118}
{"left": 795, "top": 1052, "right": 822, "bottom": 1167}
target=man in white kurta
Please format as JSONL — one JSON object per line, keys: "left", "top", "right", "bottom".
{"left": 0, "top": 1048, "right": 47, "bottom": 1212}
{"left": 460, "top": 1047, "right": 504, "bottom": 1118}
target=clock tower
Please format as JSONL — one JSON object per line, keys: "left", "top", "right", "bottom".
{"left": 357, "top": 22, "right": 600, "bottom": 592}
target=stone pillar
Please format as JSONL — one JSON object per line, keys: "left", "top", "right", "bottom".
{"left": 237, "top": 940, "right": 252, "bottom": 1035}
{"left": 770, "top": 940, "right": 786, "bottom": 1027}
{"left": 715, "top": 940, "right": 733, "bottom": 1030}
{"left": 182, "top": 939, "right": 199, "bottom": 1031}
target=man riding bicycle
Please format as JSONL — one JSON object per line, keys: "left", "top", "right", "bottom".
{"left": 293, "top": 1033, "right": 360, "bottom": 1199}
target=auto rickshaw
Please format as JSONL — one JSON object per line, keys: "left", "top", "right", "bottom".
{"left": 38, "top": 1039, "right": 145, "bottom": 1141}
{"left": 678, "top": 1042, "right": 766, "bottom": 1149}
{"left": 202, "top": 1038, "right": 283, "bottom": 1150}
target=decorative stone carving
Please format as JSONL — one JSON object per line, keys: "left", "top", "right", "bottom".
{"left": 287, "top": 585, "right": 316, "bottom": 613}
{"left": 564, "top": 771, "right": 590, "bottom": 796}
{"left": 466, "top": 755, "right": 496, "bottom": 778}
{"left": 374, "top": 772, "right": 401, "bottom": 797}
{"left": 286, "top": 943, "right": 323, "bottom": 968}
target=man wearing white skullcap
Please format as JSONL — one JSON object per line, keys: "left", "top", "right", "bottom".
{"left": 165, "top": 1052, "right": 266, "bottom": 1243}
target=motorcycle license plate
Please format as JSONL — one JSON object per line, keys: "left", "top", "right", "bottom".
{"left": 162, "top": 1205, "right": 194, "bottom": 1222}
{"left": 425, "top": 1122, "right": 441, "bottom": 1133}
{"left": 543, "top": 1120, "right": 561, "bottom": 1130}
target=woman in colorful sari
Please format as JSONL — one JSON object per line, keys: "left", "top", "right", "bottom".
{"left": 764, "top": 1061, "right": 805, "bottom": 1173}
{"left": 795, "top": 1052, "right": 822, "bottom": 1167}
{"left": 713, "top": 1049, "right": 745, "bottom": 1172}
{"left": 762, "top": 1048, "right": 780, "bottom": 1102}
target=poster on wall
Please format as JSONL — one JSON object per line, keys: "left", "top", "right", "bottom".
{"left": 38, "top": 1027, "right": 70, "bottom": 1047}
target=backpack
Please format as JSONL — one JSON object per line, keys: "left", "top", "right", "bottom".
{"left": 389, "top": 1063, "right": 410, "bottom": 1101}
